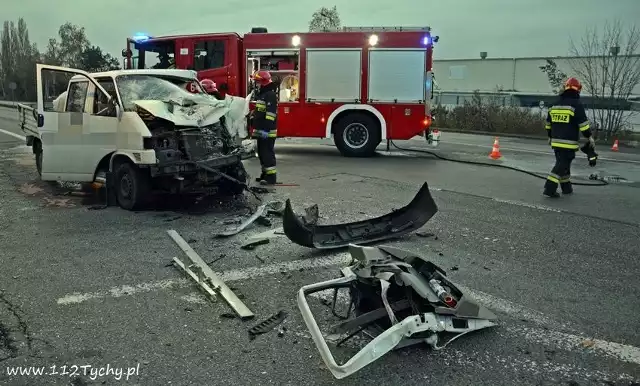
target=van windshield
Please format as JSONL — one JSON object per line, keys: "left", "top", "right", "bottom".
{"left": 116, "top": 74, "right": 207, "bottom": 110}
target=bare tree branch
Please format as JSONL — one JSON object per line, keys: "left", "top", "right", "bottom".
{"left": 568, "top": 19, "right": 640, "bottom": 139}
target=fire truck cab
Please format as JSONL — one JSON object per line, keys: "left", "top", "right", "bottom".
{"left": 123, "top": 26, "right": 437, "bottom": 157}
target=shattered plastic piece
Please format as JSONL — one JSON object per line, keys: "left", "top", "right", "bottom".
{"left": 215, "top": 201, "right": 280, "bottom": 237}
{"left": 248, "top": 311, "right": 288, "bottom": 340}
{"left": 241, "top": 238, "right": 270, "bottom": 250}
{"left": 297, "top": 244, "right": 497, "bottom": 379}
{"left": 283, "top": 182, "right": 438, "bottom": 249}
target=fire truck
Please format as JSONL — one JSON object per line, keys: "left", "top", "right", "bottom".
{"left": 122, "top": 26, "right": 438, "bottom": 157}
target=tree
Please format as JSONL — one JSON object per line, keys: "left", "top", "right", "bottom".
{"left": 309, "top": 6, "right": 341, "bottom": 32}
{"left": 568, "top": 20, "right": 640, "bottom": 139}
{"left": 79, "top": 45, "right": 120, "bottom": 72}
{"left": 539, "top": 59, "right": 567, "bottom": 92}
{"left": 43, "top": 22, "right": 120, "bottom": 73}
{"left": 0, "top": 18, "right": 40, "bottom": 101}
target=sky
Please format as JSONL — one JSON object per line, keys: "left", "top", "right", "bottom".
{"left": 3, "top": 0, "right": 639, "bottom": 61}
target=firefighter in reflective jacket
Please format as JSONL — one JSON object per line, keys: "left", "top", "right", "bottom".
{"left": 543, "top": 77, "right": 595, "bottom": 197}
{"left": 250, "top": 70, "right": 278, "bottom": 185}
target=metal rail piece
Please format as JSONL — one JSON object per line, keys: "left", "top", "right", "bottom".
{"left": 167, "top": 229, "right": 254, "bottom": 320}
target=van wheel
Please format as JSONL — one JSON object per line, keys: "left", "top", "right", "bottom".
{"left": 333, "top": 113, "right": 381, "bottom": 157}
{"left": 114, "top": 162, "right": 149, "bottom": 210}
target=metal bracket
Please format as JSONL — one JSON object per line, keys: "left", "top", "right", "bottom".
{"left": 167, "top": 230, "right": 254, "bottom": 320}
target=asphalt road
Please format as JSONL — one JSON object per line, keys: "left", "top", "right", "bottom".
{"left": 0, "top": 111, "right": 639, "bottom": 386}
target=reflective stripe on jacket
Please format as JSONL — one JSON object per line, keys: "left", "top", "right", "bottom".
{"left": 545, "top": 92, "right": 592, "bottom": 150}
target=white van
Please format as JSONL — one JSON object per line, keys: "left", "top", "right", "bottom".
{"left": 24, "top": 64, "right": 251, "bottom": 210}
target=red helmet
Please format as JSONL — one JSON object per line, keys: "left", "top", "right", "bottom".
{"left": 252, "top": 70, "right": 272, "bottom": 86}
{"left": 564, "top": 77, "right": 582, "bottom": 92}
{"left": 200, "top": 78, "right": 218, "bottom": 94}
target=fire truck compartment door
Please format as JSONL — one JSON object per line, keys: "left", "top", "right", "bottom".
{"left": 306, "top": 49, "right": 362, "bottom": 102}
{"left": 368, "top": 49, "right": 426, "bottom": 103}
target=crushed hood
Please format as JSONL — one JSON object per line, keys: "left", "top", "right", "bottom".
{"left": 133, "top": 92, "right": 251, "bottom": 138}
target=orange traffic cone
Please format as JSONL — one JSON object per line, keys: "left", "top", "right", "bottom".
{"left": 611, "top": 139, "right": 619, "bottom": 152}
{"left": 489, "top": 137, "right": 502, "bottom": 159}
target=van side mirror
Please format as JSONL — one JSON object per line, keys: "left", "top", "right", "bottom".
{"left": 109, "top": 97, "right": 122, "bottom": 120}
{"left": 37, "top": 113, "right": 44, "bottom": 128}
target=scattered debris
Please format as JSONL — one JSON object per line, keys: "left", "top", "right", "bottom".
{"left": 255, "top": 216, "right": 272, "bottom": 227}
{"left": 167, "top": 229, "right": 254, "bottom": 320}
{"left": 581, "top": 339, "right": 596, "bottom": 348}
{"left": 302, "top": 204, "right": 319, "bottom": 225}
{"left": 241, "top": 238, "right": 270, "bottom": 250}
{"left": 208, "top": 254, "right": 228, "bottom": 265}
{"left": 248, "top": 311, "right": 288, "bottom": 340}
{"left": 215, "top": 201, "right": 283, "bottom": 237}
{"left": 450, "top": 265, "right": 459, "bottom": 271}
{"left": 415, "top": 231, "right": 435, "bottom": 238}
{"left": 254, "top": 254, "right": 266, "bottom": 263}
{"left": 266, "top": 201, "right": 285, "bottom": 216}
{"left": 283, "top": 182, "right": 438, "bottom": 249}
{"left": 297, "top": 244, "right": 497, "bottom": 379}
{"left": 220, "top": 313, "right": 236, "bottom": 319}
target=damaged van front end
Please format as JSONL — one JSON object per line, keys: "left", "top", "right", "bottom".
{"left": 114, "top": 73, "right": 251, "bottom": 200}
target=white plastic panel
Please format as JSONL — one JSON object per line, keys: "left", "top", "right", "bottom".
{"left": 368, "top": 50, "right": 426, "bottom": 103}
{"left": 306, "top": 49, "right": 361, "bottom": 102}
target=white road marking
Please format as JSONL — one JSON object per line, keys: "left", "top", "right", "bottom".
{"left": 0, "top": 128, "right": 25, "bottom": 141}
{"left": 56, "top": 253, "right": 352, "bottom": 305}
{"left": 506, "top": 326, "right": 640, "bottom": 366}
{"left": 56, "top": 250, "right": 640, "bottom": 367}
{"left": 492, "top": 198, "right": 562, "bottom": 213}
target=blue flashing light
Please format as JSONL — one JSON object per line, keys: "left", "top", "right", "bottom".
{"left": 422, "top": 36, "right": 431, "bottom": 45}
{"left": 132, "top": 33, "right": 150, "bottom": 42}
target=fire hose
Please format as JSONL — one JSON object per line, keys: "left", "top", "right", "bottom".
{"left": 388, "top": 140, "right": 609, "bottom": 187}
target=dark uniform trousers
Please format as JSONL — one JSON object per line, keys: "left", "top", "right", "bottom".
{"left": 251, "top": 87, "right": 278, "bottom": 184}
{"left": 544, "top": 149, "right": 575, "bottom": 195}
{"left": 256, "top": 137, "right": 277, "bottom": 183}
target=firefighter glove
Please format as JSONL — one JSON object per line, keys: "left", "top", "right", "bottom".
{"left": 257, "top": 130, "right": 268, "bottom": 139}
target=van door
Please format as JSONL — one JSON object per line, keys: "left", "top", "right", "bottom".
{"left": 36, "top": 64, "right": 114, "bottom": 181}
{"left": 84, "top": 77, "right": 120, "bottom": 175}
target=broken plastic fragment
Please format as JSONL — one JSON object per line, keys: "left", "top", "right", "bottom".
{"left": 297, "top": 244, "right": 497, "bottom": 379}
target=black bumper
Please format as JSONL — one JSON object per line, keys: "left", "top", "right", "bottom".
{"left": 282, "top": 182, "right": 438, "bottom": 249}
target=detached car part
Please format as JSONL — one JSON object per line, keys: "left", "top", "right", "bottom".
{"left": 167, "top": 229, "right": 254, "bottom": 320}
{"left": 283, "top": 182, "right": 437, "bottom": 249}
{"left": 297, "top": 244, "right": 497, "bottom": 379}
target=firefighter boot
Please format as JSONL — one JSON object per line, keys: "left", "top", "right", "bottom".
{"left": 561, "top": 181, "right": 573, "bottom": 195}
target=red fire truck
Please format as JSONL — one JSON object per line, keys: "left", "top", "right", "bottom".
{"left": 122, "top": 26, "right": 437, "bottom": 157}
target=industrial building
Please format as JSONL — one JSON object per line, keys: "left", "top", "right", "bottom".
{"left": 432, "top": 55, "right": 640, "bottom": 108}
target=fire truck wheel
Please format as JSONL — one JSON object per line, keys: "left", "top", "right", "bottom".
{"left": 333, "top": 113, "right": 381, "bottom": 157}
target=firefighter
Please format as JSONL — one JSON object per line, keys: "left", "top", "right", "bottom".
{"left": 201, "top": 78, "right": 222, "bottom": 99}
{"left": 543, "top": 77, "right": 595, "bottom": 197}
{"left": 250, "top": 70, "right": 278, "bottom": 185}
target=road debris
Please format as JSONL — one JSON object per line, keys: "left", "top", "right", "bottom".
{"left": 248, "top": 311, "right": 288, "bottom": 340}
{"left": 283, "top": 182, "right": 438, "bottom": 249}
{"left": 215, "top": 201, "right": 283, "bottom": 237}
{"left": 241, "top": 238, "right": 270, "bottom": 250}
{"left": 167, "top": 229, "right": 254, "bottom": 320}
{"left": 297, "top": 244, "right": 497, "bottom": 379}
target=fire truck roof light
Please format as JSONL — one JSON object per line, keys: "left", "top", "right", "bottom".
{"left": 369, "top": 34, "right": 378, "bottom": 46}
{"left": 292, "top": 35, "right": 301, "bottom": 47}
{"left": 422, "top": 36, "right": 431, "bottom": 45}
{"left": 132, "top": 33, "right": 150, "bottom": 42}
